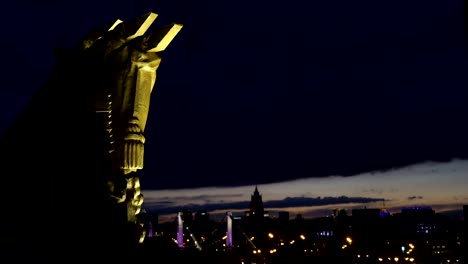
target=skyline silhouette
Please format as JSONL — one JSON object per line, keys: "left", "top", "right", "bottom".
{"left": 0, "top": 0, "right": 466, "bottom": 215}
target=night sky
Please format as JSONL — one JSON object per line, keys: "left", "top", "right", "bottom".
{"left": 0, "top": 0, "right": 466, "bottom": 219}
{"left": 146, "top": 0, "right": 467, "bottom": 190}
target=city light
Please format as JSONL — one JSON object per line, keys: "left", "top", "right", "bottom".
{"left": 140, "top": 188, "right": 464, "bottom": 263}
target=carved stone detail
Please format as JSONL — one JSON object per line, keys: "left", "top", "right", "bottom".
{"left": 81, "top": 12, "right": 182, "bottom": 245}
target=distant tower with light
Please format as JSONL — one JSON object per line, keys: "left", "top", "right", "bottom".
{"left": 177, "top": 212, "right": 184, "bottom": 249}
{"left": 249, "top": 185, "right": 265, "bottom": 218}
{"left": 226, "top": 212, "right": 233, "bottom": 250}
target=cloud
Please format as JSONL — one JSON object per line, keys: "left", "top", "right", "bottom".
{"left": 362, "top": 188, "right": 384, "bottom": 194}
{"left": 265, "top": 196, "right": 384, "bottom": 208}
{"left": 142, "top": 159, "right": 468, "bottom": 223}
{"left": 145, "top": 200, "right": 250, "bottom": 213}
{"left": 156, "top": 193, "right": 244, "bottom": 201}
{"left": 144, "top": 192, "right": 246, "bottom": 209}
{"left": 144, "top": 195, "right": 384, "bottom": 216}
{"left": 148, "top": 201, "right": 173, "bottom": 206}
{"left": 407, "top": 196, "right": 423, "bottom": 200}
{"left": 452, "top": 195, "right": 468, "bottom": 201}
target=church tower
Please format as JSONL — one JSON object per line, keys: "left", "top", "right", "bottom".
{"left": 249, "top": 185, "right": 265, "bottom": 218}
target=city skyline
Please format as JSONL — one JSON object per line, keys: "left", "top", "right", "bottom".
{"left": 0, "top": 0, "right": 466, "bottom": 221}
{"left": 143, "top": 158, "right": 468, "bottom": 223}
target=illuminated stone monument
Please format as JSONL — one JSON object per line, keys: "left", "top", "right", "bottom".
{"left": 80, "top": 11, "right": 182, "bottom": 245}
{"left": 0, "top": 12, "right": 181, "bottom": 262}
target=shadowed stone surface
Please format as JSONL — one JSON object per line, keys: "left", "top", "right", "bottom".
{"left": 0, "top": 12, "right": 181, "bottom": 263}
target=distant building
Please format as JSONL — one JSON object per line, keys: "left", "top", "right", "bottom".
{"left": 182, "top": 209, "right": 193, "bottom": 226}
{"left": 350, "top": 208, "right": 382, "bottom": 248}
{"left": 246, "top": 185, "right": 268, "bottom": 219}
{"left": 294, "top": 213, "right": 304, "bottom": 222}
{"left": 144, "top": 211, "right": 158, "bottom": 238}
{"left": 278, "top": 211, "right": 290, "bottom": 223}
{"left": 464, "top": 205, "right": 467, "bottom": 220}
{"left": 352, "top": 208, "right": 381, "bottom": 220}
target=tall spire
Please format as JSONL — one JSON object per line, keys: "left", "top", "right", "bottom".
{"left": 250, "top": 185, "right": 264, "bottom": 218}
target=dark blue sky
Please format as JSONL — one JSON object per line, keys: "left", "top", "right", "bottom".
{"left": 0, "top": 0, "right": 466, "bottom": 190}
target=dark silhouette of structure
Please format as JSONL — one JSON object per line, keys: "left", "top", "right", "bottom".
{"left": 0, "top": 12, "right": 181, "bottom": 263}
{"left": 247, "top": 185, "right": 266, "bottom": 219}
{"left": 141, "top": 200, "right": 465, "bottom": 264}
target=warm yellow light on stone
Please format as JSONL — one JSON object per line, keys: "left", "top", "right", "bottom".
{"left": 78, "top": 11, "right": 182, "bottom": 246}
{"left": 108, "top": 19, "right": 123, "bottom": 31}
{"left": 125, "top": 12, "right": 158, "bottom": 40}
{"left": 146, "top": 23, "right": 183, "bottom": 52}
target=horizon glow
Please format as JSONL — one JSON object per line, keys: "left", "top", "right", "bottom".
{"left": 142, "top": 159, "right": 468, "bottom": 223}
